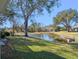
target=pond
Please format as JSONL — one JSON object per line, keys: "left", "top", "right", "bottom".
{"left": 29, "top": 33, "right": 77, "bottom": 43}
{"left": 29, "top": 34, "right": 62, "bottom": 43}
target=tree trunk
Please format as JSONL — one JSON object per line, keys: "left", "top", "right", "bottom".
{"left": 22, "top": 8, "right": 34, "bottom": 37}
{"left": 24, "top": 10, "right": 33, "bottom": 37}
{"left": 66, "top": 26, "right": 72, "bottom": 32}
{"left": 24, "top": 16, "right": 29, "bottom": 37}
{"left": 12, "top": 24, "right": 15, "bottom": 36}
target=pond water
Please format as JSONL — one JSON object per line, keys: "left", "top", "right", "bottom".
{"left": 29, "top": 33, "right": 77, "bottom": 44}
{"left": 29, "top": 34, "right": 60, "bottom": 43}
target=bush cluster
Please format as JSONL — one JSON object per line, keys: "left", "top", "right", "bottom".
{"left": 0, "top": 31, "right": 10, "bottom": 39}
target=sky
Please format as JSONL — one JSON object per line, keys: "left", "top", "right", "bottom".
{"left": 3, "top": 0, "right": 78, "bottom": 28}
{"left": 34, "top": 0, "right": 78, "bottom": 26}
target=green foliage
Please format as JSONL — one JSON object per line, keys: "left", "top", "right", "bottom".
{"left": 55, "top": 26, "right": 61, "bottom": 31}
{"left": 0, "top": 31, "right": 10, "bottom": 39}
{"left": 60, "top": 27, "right": 66, "bottom": 31}
{"left": 53, "top": 8, "right": 78, "bottom": 31}
{"left": 4, "top": 32, "right": 10, "bottom": 36}
{"left": 15, "top": 0, "right": 59, "bottom": 35}
{"left": 0, "top": 31, "right": 6, "bottom": 39}
{"left": 54, "top": 26, "right": 66, "bottom": 31}
{"left": 0, "top": 0, "right": 60, "bottom": 36}
{"left": 28, "top": 20, "right": 43, "bottom": 32}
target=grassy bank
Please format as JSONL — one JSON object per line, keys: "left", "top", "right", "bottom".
{"left": 5, "top": 36, "right": 78, "bottom": 59}
{"left": 15, "top": 31, "right": 78, "bottom": 38}
{"left": 53, "top": 31, "right": 78, "bottom": 38}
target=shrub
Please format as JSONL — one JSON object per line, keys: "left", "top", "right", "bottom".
{"left": 0, "top": 31, "right": 10, "bottom": 39}
{"left": 0, "top": 31, "right": 6, "bottom": 39}
{"left": 4, "top": 32, "right": 10, "bottom": 36}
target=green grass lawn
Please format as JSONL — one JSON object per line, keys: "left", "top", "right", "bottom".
{"left": 6, "top": 36, "right": 78, "bottom": 59}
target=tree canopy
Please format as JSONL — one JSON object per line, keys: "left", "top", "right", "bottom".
{"left": 0, "top": 0, "right": 60, "bottom": 36}
{"left": 13, "top": 0, "right": 60, "bottom": 36}
{"left": 53, "top": 8, "right": 78, "bottom": 32}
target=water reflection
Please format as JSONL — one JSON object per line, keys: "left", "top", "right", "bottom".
{"left": 29, "top": 34, "right": 59, "bottom": 43}
{"left": 28, "top": 33, "right": 77, "bottom": 44}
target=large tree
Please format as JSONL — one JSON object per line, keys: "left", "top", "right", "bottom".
{"left": 0, "top": 0, "right": 16, "bottom": 35}
{"left": 3, "top": 9, "right": 17, "bottom": 35}
{"left": 53, "top": 9, "right": 78, "bottom": 32}
{"left": 12, "top": 0, "right": 59, "bottom": 36}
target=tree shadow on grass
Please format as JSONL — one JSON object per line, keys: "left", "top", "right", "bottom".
{"left": 1, "top": 41, "right": 65, "bottom": 59}
{"left": 8, "top": 35, "right": 54, "bottom": 46}
{"left": 9, "top": 37, "right": 52, "bottom": 46}
{"left": 13, "top": 45, "right": 65, "bottom": 59}
{"left": 14, "top": 50, "right": 65, "bottom": 59}
{"left": 69, "top": 43, "right": 78, "bottom": 49}
{"left": 2, "top": 37, "right": 66, "bottom": 59}
{"left": 27, "top": 36, "right": 55, "bottom": 46}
